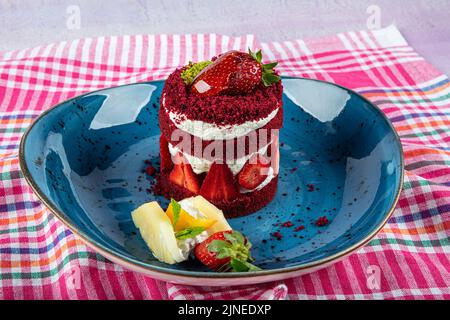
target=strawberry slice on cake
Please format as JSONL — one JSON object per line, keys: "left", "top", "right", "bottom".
{"left": 237, "top": 155, "right": 272, "bottom": 191}
{"left": 169, "top": 153, "right": 201, "bottom": 194}
{"left": 200, "top": 162, "right": 239, "bottom": 203}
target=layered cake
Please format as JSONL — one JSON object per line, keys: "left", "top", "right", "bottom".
{"left": 157, "top": 49, "right": 283, "bottom": 217}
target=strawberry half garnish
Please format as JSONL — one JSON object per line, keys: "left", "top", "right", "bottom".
{"left": 199, "top": 161, "right": 239, "bottom": 202}
{"left": 237, "top": 155, "right": 271, "bottom": 190}
{"left": 194, "top": 231, "right": 260, "bottom": 272}
{"left": 191, "top": 49, "right": 280, "bottom": 96}
{"left": 169, "top": 153, "right": 200, "bottom": 194}
{"left": 159, "top": 135, "right": 173, "bottom": 173}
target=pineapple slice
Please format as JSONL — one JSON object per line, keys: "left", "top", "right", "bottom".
{"left": 132, "top": 202, "right": 184, "bottom": 264}
{"left": 166, "top": 199, "right": 216, "bottom": 231}
{"left": 193, "top": 195, "right": 232, "bottom": 234}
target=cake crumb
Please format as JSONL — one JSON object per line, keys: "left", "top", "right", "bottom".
{"left": 315, "top": 216, "right": 329, "bottom": 227}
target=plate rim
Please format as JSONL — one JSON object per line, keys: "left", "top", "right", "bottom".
{"left": 19, "top": 76, "right": 404, "bottom": 280}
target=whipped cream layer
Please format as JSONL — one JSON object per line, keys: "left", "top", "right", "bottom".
{"left": 162, "top": 93, "right": 279, "bottom": 140}
{"left": 176, "top": 198, "right": 209, "bottom": 260}
{"left": 168, "top": 141, "right": 274, "bottom": 176}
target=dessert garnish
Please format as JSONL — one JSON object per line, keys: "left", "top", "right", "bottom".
{"left": 191, "top": 48, "right": 280, "bottom": 96}
{"left": 181, "top": 61, "right": 212, "bottom": 85}
{"left": 132, "top": 196, "right": 260, "bottom": 271}
{"left": 194, "top": 230, "right": 261, "bottom": 272}
{"left": 166, "top": 198, "right": 216, "bottom": 232}
{"left": 157, "top": 49, "right": 283, "bottom": 217}
{"left": 131, "top": 201, "right": 185, "bottom": 264}
{"left": 192, "top": 195, "right": 233, "bottom": 234}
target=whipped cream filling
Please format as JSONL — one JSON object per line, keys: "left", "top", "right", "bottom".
{"left": 177, "top": 231, "right": 209, "bottom": 260}
{"left": 168, "top": 141, "right": 273, "bottom": 176}
{"left": 178, "top": 197, "right": 203, "bottom": 218}
{"left": 162, "top": 93, "right": 279, "bottom": 140}
{"left": 175, "top": 197, "right": 209, "bottom": 260}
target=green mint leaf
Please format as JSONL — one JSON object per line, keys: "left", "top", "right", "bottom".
{"left": 175, "top": 226, "right": 206, "bottom": 240}
{"left": 170, "top": 198, "right": 181, "bottom": 228}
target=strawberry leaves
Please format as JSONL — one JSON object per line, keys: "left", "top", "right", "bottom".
{"left": 262, "top": 61, "right": 278, "bottom": 70}
{"left": 248, "top": 48, "right": 263, "bottom": 63}
{"left": 175, "top": 226, "right": 206, "bottom": 240}
{"left": 230, "top": 258, "right": 261, "bottom": 272}
{"left": 262, "top": 71, "right": 280, "bottom": 87}
{"left": 249, "top": 48, "right": 280, "bottom": 87}
{"left": 206, "top": 231, "right": 261, "bottom": 272}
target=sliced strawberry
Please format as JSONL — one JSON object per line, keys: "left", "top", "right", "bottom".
{"left": 194, "top": 230, "right": 260, "bottom": 272}
{"left": 159, "top": 135, "right": 173, "bottom": 173}
{"left": 169, "top": 153, "right": 200, "bottom": 194}
{"left": 183, "top": 164, "right": 201, "bottom": 194}
{"left": 191, "top": 49, "right": 280, "bottom": 96}
{"left": 237, "top": 155, "right": 271, "bottom": 190}
{"left": 199, "top": 162, "right": 239, "bottom": 202}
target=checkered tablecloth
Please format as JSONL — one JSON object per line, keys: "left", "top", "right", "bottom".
{"left": 0, "top": 25, "right": 448, "bottom": 299}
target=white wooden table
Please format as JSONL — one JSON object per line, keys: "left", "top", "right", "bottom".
{"left": 1, "top": 0, "right": 449, "bottom": 75}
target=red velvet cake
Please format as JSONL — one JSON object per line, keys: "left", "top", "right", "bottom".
{"left": 157, "top": 50, "right": 283, "bottom": 217}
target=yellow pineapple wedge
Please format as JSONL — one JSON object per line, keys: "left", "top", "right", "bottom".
{"left": 193, "top": 195, "right": 232, "bottom": 234}
{"left": 131, "top": 201, "right": 184, "bottom": 264}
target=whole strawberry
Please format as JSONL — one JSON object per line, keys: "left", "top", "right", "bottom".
{"left": 194, "top": 231, "right": 261, "bottom": 272}
{"left": 191, "top": 49, "right": 280, "bottom": 96}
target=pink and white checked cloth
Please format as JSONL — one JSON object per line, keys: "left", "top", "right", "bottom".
{"left": 0, "top": 26, "right": 449, "bottom": 300}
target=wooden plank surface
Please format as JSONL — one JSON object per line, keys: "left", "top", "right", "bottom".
{"left": 0, "top": 0, "right": 449, "bottom": 74}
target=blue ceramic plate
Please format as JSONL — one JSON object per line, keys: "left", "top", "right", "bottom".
{"left": 19, "top": 77, "right": 403, "bottom": 286}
